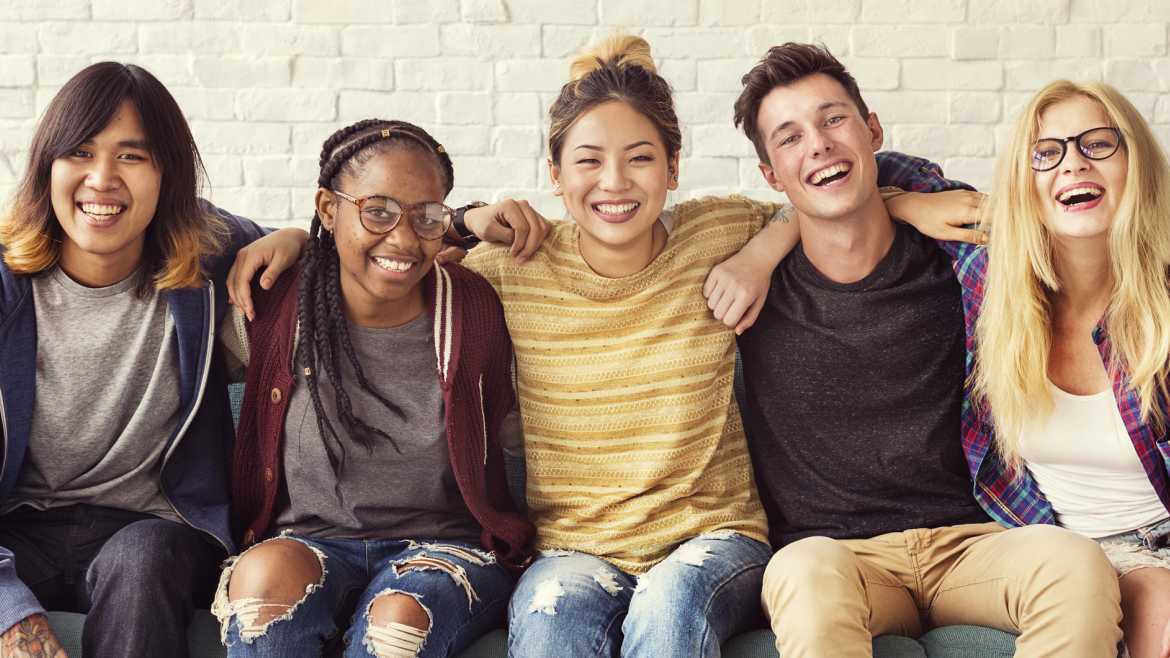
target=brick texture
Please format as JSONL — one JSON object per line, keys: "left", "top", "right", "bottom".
{"left": 0, "top": 0, "right": 1167, "bottom": 225}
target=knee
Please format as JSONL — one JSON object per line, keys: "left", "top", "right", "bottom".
{"left": 1007, "top": 526, "right": 1117, "bottom": 594}
{"left": 369, "top": 592, "right": 430, "bottom": 631}
{"left": 92, "top": 520, "right": 194, "bottom": 576}
{"left": 763, "top": 537, "right": 857, "bottom": 590}
{"left": 227, "top": 539, "right": 323, "bottom": 603}
{"left": 364, "top": 592, "right": 432, "bottom": 658}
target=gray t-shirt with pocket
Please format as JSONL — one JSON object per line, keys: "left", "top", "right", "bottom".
{"left": 3, "top": 268, "right": 183, "bottom": 523}
{"left": 271, "top": 313, "right": 481, "bottom": 544}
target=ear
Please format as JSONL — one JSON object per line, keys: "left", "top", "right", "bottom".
{"left": 667, "top": 152, "right": 680, "bottom": 191}
{"left": 548, "top": 158, "right": 563, "bottom": 197}
{"left": 758, "top": 161, "right": 785, "bottom": 193}
{"left": 867, "top": 112, "right": 884, "bottom": 152}
{"left": 315, "top": 188, "right": 337, "bottom": 231}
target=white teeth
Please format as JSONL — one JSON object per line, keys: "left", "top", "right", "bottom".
{"left": 1058, "top": 186, "right": 1104, "bottom": 202}
{"left": 595, "top": 202, "right": 639, "bottom": 215}
{"left": 810, "top": 162, "right": 851, "bottom": 185}
{"left": 79, "top": 203, "right": 125, "bottom": 216}
{"left": 373, "top": 257, "right": 412, "bottom": 273}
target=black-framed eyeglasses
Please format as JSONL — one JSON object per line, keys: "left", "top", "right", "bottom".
{"left": 1031, "top": 127, "right": 1122, "bottom": 172}
{"left": 332, "top": 191, "right": 454, "bottom": 241}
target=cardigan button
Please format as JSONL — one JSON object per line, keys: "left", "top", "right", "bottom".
{"left": 243, "top": 529, "right": 254, "bottom": 545}
{"left": 265, "top": 468, "right": 273, "bottom": 483}
{"left": 270, "top": 387, "right": 282, "bottom": 404}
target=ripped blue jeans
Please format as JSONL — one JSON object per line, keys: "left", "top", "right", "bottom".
{"left": 507, "top": 531, "right": 771, "bottom": 658}
{"left": 215, "top": 535, "right": 512, "bottom": 658}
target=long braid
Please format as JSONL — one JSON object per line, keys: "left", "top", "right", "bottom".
{"left": 295, "top": 118, "right": 455, "bottom": 484}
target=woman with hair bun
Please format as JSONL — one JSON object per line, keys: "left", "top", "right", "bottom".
{"left": 459, "top": 30, "right": 787, "bottom": 657}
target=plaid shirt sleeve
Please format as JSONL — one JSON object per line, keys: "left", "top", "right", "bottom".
{"left": 876, "top": 150, "right": 1057, "bottom": 528}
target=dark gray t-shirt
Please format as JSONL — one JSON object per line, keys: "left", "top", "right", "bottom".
{"left": 3, "top": 268, "right": 183, "bottom": 522}
{"left": 271, "top": 314, "right": 481, "bottom": 543}
{"left": 737, "top": 223, "right": 990, "bottom": 548}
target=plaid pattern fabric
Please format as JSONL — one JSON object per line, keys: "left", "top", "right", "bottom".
{"left": 875, "top": 150, "right": 1170, "bottom": 527}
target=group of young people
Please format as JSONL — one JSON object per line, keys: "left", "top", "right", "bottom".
{"left": 0, "top": 25, "right": 1166, "bottom": 658}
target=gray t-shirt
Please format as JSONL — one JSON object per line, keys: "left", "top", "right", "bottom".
{"left": 271, "top": 314, "right": 481, "bottom": 543}
{"left": 3, "top": 268, "right": 183, "bottom": 523}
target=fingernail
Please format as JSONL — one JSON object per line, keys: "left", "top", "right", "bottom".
{"left": 261, "top": 279, "right": 271, "bottom": 288}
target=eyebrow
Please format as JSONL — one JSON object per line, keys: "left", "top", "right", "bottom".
{"left": 573, "top": 141, "right": 655, "bottom": 152}
{"left": 768, "top": 101, "right": 853, "bottom": 144}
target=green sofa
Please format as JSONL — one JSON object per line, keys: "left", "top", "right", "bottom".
{"left": 41, "top": 356, "right": 1027, "bottom": 657}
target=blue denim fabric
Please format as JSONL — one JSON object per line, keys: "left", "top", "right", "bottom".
{"left": 506, "top": 531, "right": 771, "bottom": 658}
{"left": 1096, "top": 517, "right": 1170, "bottom": 555}
{"left": 220, "top": 536, "right": 512, "bottom": 658}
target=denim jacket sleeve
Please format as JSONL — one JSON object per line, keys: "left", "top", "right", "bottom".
{"left": 0, "top": 545, "right": 45, "bottom": 634}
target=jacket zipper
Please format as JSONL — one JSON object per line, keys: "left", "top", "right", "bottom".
{"left": 0, "top": 384, "right": 7, "bottom": 487}
{"left": 159, "top": 283, "right": 230, "bottom": 554}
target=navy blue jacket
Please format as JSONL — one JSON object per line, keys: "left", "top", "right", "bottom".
{"left": 0, "top": 206, "right": 266, "bottom": 629}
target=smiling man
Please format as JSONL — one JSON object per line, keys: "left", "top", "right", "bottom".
{"left": 727, "top": 43, "right": 1123, "bottom": 657}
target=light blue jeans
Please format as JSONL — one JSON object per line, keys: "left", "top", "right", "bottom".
{"left": 217, "top": 536, "right": 513, "bottom": 658}
{"left": 507, "top": 531, "right": 771, "bottom": 658}
{"left": 1096, "top": 517, "right": 1170, "bottom": 576}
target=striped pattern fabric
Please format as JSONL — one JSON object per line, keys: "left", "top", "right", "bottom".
{"left": 464, "top": 195, "right": 778, "bottom": 573}
{"left": 877, "top": 151, "right": 1170, "bottom": 527}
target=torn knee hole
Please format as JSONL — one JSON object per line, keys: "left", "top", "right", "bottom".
{"left": 391, "top": 554, "right": 480, "bottom": 609}
{"left": 230, "top": 597, "right": 302, "bottom": 637}
{"left": 365, "top": 590, "right": 433, "bottom": 658}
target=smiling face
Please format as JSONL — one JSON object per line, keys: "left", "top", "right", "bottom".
{"left": 318, "top": 145, "right": 445, "bottom": 327}
{"left": 1032, "top": 96, "right": 1127, "bottom": 241}
{"left": 550, "top": 101, "right": 679, "bottom": 256}
{"left": 755, "top": 73, "right": 884, "bottom": 222}
{"left": 50, "top": 98, "right": 162, "bottom": 283}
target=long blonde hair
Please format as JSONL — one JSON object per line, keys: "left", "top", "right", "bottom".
{"left": 976, "top": 79, "right": 1170, "bottom": 465}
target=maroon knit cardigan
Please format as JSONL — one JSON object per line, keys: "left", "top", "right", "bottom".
{"left": 231, "top": 260, "right": 534, "bottom": 571}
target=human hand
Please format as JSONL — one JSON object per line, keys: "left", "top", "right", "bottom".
{"left": 435, "top": 244, "right": 469, "bottom": 266}
{"left": 463, "top": 199, "right": 551, "bottom": 263}
{"left": 227, "top": 227, "right": 309, "bottom": 321}
{"left": 703, "top": 253, "right": 772, "bottom": 335}
{"left": 885, "top": 190, "right": 988, "bottom": 245}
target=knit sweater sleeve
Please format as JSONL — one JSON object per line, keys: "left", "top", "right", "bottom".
{"left": 219, "top": 304, "right": 250, "bottom": 383}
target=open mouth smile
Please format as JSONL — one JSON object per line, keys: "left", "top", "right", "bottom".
{"left": 373, "top": 256, "right": 414, "bottom": 274}
{"left": 77, "top": 202, "right": 126, "bottom": 222}
{"left": 591, "top": 200, "right": 640, "bottom": 223}
{"left": 1056, "top": 184, "right": 1104, "bottom": 212}
{"left": 808, "top": 162, "right": 852, "bottom": 187}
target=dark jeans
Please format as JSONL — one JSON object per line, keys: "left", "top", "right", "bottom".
{"left": 0, "top": 503, "right": 222, "bottom": 658}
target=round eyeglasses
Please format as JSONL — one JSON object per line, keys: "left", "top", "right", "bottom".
{"left": 332, "top": 191, "right": 454, "bottom": 241}
{"left": 1030, "top": 127, "right": 1122, "bottom": 172}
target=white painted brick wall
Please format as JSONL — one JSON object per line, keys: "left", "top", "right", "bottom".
{"left": 0, "top": 0, "right": 1168, "bottom": 227}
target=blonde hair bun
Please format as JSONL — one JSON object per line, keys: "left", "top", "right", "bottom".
{"left": 569, "top": 28, "right": 656, "bottom": 82}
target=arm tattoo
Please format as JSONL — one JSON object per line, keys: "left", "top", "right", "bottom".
{"left": 768, "top": 203, "right": 795, "bottom": 226}
{"left": 2, "top": 615, "right": 66, "bottom": 658}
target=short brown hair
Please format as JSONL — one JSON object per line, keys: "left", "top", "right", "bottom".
{"left": 734, "top": 42, "right": 869, "bottom": 164}
{"left": 548, "top": 29, "right": 681, "bottom": 168}
{"left": 0, "top": 62, "right": 225, "bottom": 298}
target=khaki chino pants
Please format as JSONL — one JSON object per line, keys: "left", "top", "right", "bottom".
{"left": 762, "top": 523, "right": 1123, "bottom": 658}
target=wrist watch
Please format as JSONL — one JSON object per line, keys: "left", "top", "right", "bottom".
{"left": 453, "top": 201, "right": 488, "bottom": 245}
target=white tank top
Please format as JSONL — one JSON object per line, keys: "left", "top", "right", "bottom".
{"left": 1018, "top": 381, "right": 1168, "bottom": 538}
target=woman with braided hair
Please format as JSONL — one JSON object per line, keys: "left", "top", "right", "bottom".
{"left": 210, "top": 118, "right": 533, "bottom": 658}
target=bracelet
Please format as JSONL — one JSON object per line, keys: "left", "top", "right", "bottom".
{"left": 453, "top": 202, "right": 488, "bottom": 244}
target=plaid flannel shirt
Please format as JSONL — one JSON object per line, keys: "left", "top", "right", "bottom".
{"left": 875, "top": 150, "right": 1170, "bottom": 527}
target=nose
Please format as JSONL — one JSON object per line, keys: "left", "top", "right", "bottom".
{"left": 808, "top": 126, "right": 833, "bottom": 157}
{"left": 1061, "top": 145, "right": 1093, "bottom": 174}
{"left": 599, "top": 159, "right": 631, "bottom": 192}
{"left": 85, "top": 155, "right": 120, "bottom": 191}
{"left": 381, "top": 211, "right": 422, "bottom": 250}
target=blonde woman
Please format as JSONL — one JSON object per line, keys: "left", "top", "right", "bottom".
{"left": 856, "top": 80, "right": 1170, "bottom": 657}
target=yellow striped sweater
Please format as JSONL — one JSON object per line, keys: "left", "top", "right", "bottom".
{"left": 463, "top": 195, "right": 782, "bottom": 573}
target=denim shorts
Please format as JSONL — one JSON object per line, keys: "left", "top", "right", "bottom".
{"left": 1095, "top": 517, "right": 1170, "bottom": 577}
